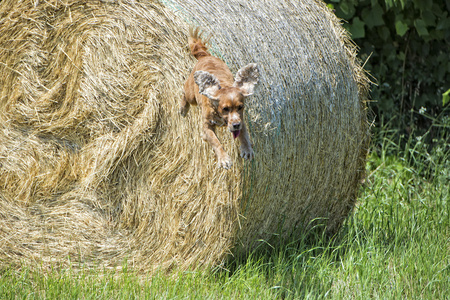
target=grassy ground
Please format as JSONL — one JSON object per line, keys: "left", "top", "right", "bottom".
{"left": 1, "top": 118, "right": 449, "bottom": 299}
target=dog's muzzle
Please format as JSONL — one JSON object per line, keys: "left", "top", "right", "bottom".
{"left": 231, "top": 123, "right": 241, "bottom": 139}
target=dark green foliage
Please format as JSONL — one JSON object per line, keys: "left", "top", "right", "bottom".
{"left": 326, "top": 0, "right": 450, "bottom": 146}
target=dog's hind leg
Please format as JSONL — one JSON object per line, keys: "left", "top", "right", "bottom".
{"left": 180, "top": 77, "right": 197, "bottom": 116}
{"left": 179, "top": 92, "right": 191, "bottom": 117}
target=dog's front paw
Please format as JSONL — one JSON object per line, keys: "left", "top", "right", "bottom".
{"left": 240, "top": 145, "right": 254, "bottom": 160}
{"left": 217, "top": 154, "right": 233, "bottom": 169}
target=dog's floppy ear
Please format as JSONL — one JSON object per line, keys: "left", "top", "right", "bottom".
{"left": 194, "top": 71, "right": 221, "bottom": 100}
{"left": 233, "top": 63, "right": 259, "bottom": 96}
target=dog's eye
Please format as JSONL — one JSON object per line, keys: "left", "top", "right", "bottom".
{"left": 222, "top": 107, "right": 230, "bottom": 113}
{"left": 237, "top": 105, "right": 244, "bottom": 111}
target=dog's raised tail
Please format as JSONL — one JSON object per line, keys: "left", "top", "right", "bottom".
{"left": 188, "top": 27, "right": 211, "bottom": 59}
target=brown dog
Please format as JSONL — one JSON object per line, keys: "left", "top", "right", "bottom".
{"left": 180, "top": 28, "right": 259, "bottom": 169}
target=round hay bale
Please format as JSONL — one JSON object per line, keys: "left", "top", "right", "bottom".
{"left": 0, "top": 0, "right": 370, "bottom": 272}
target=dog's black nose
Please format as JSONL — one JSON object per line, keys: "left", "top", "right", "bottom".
{"left": 232, "top": 123, "right": 241, "bottom": 130}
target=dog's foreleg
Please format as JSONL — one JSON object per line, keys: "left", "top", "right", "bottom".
{"left": 238, "top": 122, "right": 254, "bottom": 160}
{"left": 202, "top": 122, "right": 232, "bottom": 169}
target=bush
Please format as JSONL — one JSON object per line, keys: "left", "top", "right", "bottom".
{"left": 325, "top": 0, "right": 450, "bottom": 143}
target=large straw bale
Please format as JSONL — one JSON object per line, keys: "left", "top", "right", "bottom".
{"left": 0, "top": 0, "right": 370, "bottom": 272}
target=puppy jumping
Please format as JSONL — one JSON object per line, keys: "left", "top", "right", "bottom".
{"left": 180, "top": 27, "right": 259, "bottom": 169}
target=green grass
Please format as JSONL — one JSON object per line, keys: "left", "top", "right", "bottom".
{"left": 1, "top": 122, "right": 449, "bottom": 299}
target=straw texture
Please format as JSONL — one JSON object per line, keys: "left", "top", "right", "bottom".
{"left": 0, "top": 0, "right": 370, "bottom": 272}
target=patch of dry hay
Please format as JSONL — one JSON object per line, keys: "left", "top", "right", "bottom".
{"left": 0, "top": 0, "right": 370, "bottom": 272}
